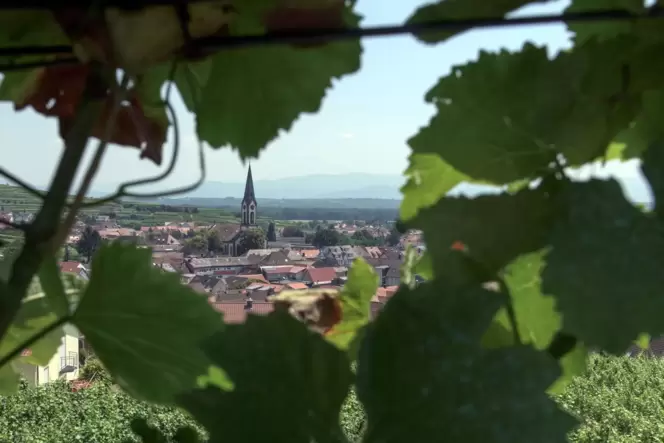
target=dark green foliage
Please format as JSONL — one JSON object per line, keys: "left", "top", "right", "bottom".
{"left": 311, "top": 228, "right": 342, "bottom": 247}
{"left": 266, "top": 222, "right": 276, "bottom": 241}
{"left": 281, "top": 225, "right": 304, "bottom": 237}
{"left": 75, "top": 226, "right": 101, "bottom": 262}
{"left": 236, "top": 229, "right": 266, "bottom": 255}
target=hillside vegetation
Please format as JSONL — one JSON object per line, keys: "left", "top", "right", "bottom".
{"left": 341, "top": 354, "right": 664, "bottom": 443}
{"left": 0, "top": 354, "right": 660, "bottom": 442}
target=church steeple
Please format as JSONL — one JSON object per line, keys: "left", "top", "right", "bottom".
{"left": 241, "top": 165, "right": 257, "bottom": 227}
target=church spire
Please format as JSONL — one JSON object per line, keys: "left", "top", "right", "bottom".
{"left": 243, "top": 164, "right": 255, "bottom": 202}
{"left": 241, "top": 165, "right": 257, "bottom": 227}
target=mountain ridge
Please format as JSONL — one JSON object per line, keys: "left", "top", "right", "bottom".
{"left": 93, "top": 172, "right": 405, "bottom": 200}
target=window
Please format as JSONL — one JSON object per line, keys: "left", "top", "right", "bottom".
{"left": 250, "top": 212, "right": 255, "bottom": 225}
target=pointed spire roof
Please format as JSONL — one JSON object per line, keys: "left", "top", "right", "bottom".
{"left": 243, "top": 165, "right": 256, "bottom": 203}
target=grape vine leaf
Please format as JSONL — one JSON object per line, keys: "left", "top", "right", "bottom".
{"left": 173, "top": 61, "right": 212, "bottom": 112}
{"left": 400, "top": 153, "right": 468, "bottom": 221}
{"left": 548, "top": 343, "right": 588, "bottom": 394}
{"left": 0, "top": 69, "right": 42, "bottom": 106}
{"left": 615, "top": 90, "right": 664, "bottom": 161}
{"left": 641, "top": 139, "right": 664, "bottom": 215}
{"left": 195, "top": 9, "right": 362, "bottom": 158}
{"left": 232, "top": 0, "right": 351, "bottom": 35}
{"left": 542, "top": 179, "right": 664, "bottom": 354}
{"left": 409, "top": 187, "right": 555, "bottom": 280}
{"left": 407, "top": 0, "right": 553, "bottom": 44}
{"left": 0, "top": 10, "right": 69, "bottom": 70}
{"left": 0, "top": 363, "right": 20, "bottom": 395}
{"left": 356, "top": 281, "right": 575, "bottom": 443}
{"left": 2, "top": 63, "right": 170, "bottom": 165}
{"left": 566, "top": 0, "right": 644, "bottom": 44}
{"left": 37, "top": 256, "right": 71, "bottom": 318}
{"left": 325, "top": 258, "right": 377, "bottom": 354}
{"left": 0, "top": 254, "right": 65, "bottom": 368}
{"left": 178, "top": 309, "right": 352, "bottom": 443}
{"left": 77, "top": 3, "right": 231, "bottom": 72}
{"left": 409, "top": 41, "right": 640, "bottom": 185}
{"left": 72, "top": 243, "right": 225, "bottom": 404}
{"left": 486, "top": 251, "right": 561, "bottom": 350}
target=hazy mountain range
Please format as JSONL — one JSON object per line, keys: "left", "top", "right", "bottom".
{"left": 91, "top": 173, "right": 405, "bottom": 200}
{"left": 189, "top": 173, "right": 405, "bottom": 199}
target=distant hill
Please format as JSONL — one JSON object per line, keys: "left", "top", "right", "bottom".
{"left": 175, "top": 173, "right": 405, "bottom": 200}
{"left": 137, "top": 196, "right": 401, "bottom": 209}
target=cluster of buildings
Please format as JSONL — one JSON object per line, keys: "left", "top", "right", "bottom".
{"left": 9, "top": 168, "right": 426, "bottom": 389}
{"left": 0, "top": 210, "right": 35, "bottom": 227}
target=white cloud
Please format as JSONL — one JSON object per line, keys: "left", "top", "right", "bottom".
{"left": 340, "top": 132, "right": 354, "bottom": 139}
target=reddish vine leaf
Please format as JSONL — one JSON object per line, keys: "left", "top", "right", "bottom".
{"left": 261, "top": 0, "right": 349, "bottom": 47}
{"left": 10, "top": 64, "right": 167, "bottom": 165}
{"left": 53, "top": 7, "right": 114, "bottom": 64}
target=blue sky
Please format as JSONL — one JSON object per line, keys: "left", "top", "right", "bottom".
{"left": 0, "top": 0, "right": 650, "bottom": 201}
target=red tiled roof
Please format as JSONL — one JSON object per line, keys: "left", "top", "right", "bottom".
{"left": 301, "top": 249, "right": 320, "bottom": 258}
{"left": 306, "top": 267, "right": 337, "bottom": 283}
{"left": 238, "top": 274, "right": 268, "bottom": 282}
{"left": 59, "top": 261, "right": 82, "bottom": 274}
{"left": 211, "top": 223, "right": 242, "bottom": 242}
{"left": 210, "top": 301, "right": 274, "bottom": 324}
{"left": 264, "top": 266, "right": 293, "bottom": 274}
{"left": 285, "top": 282, "right": 308, "bottom": 290}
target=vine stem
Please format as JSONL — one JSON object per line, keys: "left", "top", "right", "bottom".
{"left": 0, "top": 315, "right": 71, "bottom": 370}
{"left": 0, "top": 63, "right": 107, "bottom": 346}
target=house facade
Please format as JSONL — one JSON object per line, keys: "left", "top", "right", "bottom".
{"left": 18, "top": 324, "right": 81, "bottom": 386}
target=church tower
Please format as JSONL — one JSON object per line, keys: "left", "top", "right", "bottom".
{"left": 241, "top": 165, "right": 257, "bottom": 228}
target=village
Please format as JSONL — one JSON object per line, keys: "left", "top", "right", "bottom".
{"left": 11, "top": 167, "right": 427, "bottom": 328}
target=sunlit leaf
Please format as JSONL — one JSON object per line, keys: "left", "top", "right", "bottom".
{"left": 195, "top": 10, "right": 362, "bottom": 159}
{"left": 73, "top": 243, "right": 224, "bottom": 404}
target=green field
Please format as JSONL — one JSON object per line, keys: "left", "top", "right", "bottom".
{"left": 0, "top": 185, "right": 279, "bottom": 228}
{"left": 0, "top": 184, "right": 395, "bottom": 228}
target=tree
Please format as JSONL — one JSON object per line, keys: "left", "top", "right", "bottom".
{"left": 282, "top": 225, "right": 304, "bottom": 237}
{"left": 206, "top": 230, "right": 222, "bottom": 252}
{"left": 266, "top": 222, "right": 277, "bottom": 242}
{"left": 236, "top": 229, "right": 266, "bottom": 255}
{"left": 312, "top": 228, "right": 342, "bottom": 248}
{"left": 75, "top": 226, "right": 101, "bottom": 262}
{"left": 351, "top": 229, "right": 384, "bottom": 246}
{"left": 386, "top": 227, "right": 401, "bottom": 247}
{"left": 182, "top": 234, "right": 207, "bottom": 255}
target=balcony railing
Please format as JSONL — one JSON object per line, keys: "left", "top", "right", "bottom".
{"left": 60, "top": 352, "right": 78, "bottom": 374}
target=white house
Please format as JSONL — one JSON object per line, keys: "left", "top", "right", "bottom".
{"left": 17, "top": 324, "right": 81, "bottom": 386}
